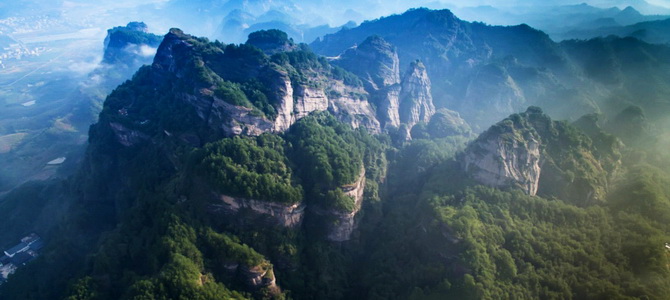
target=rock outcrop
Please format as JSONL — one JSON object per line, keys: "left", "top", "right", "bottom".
{"left": 211, "top": 194, "right": 306, "bottom": 228}
{"left": 399, "top": 61, "right": 435, "bottom": 137}
{"left": 376, "top": 86, "right": 402, "bottom": 128}
{"left": 463, "top": 107, "right": 621, "bottom": 203}
{"left": 109, "top": 122, "right": 150, "bottom": 147}
{"left": 209, "top": 98, "right": 275, "bottom": 136}
{"left": 219, "top": 260, "right": 280, "bottom": 295}
{"left": 140, "top": 28, "right": 381, "bottom": 142}
{"left": 335, "top": 35, "right": 401, "bottom": 92}
{"left": 333, "top": 36, "right": 436, "bottom": 135}
{"left": 463, "top": 129, "right": 541, "bottom": 195}
{"left": 327, "top": 167, "right": 366, "bottom": 242}
{"left": 240, "top": 264, "right": 280, "bottom": 293}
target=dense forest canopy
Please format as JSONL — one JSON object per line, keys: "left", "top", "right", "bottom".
{"left": 1, "top": 6, "right": 670, "bottom": 300}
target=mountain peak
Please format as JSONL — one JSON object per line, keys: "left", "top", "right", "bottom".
{"left": 102, "top": 22, "right": 162, "bottom": 65}
{"left": 126, "top": 21, "right": 149, "bottom": 33}
{"left": 335, "top": 34, "right": 400, "bottom": 91}
{"left": 246, "top": 29, "right": 296, "bottom": 55}
{"left": 168, "top": 27, "right": 186, "bottom": 37}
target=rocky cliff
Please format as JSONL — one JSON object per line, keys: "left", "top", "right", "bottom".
{"left": 399, "top": 60, "right": 435, "bottom": 136}
{"left": 312, "top": 8, "right": 670, "bottom": 132}
{"left": 326, "top": 167, "right": 367, "bottom": 242}
{"left": 335, "top": 35, "right": 400, "bottom": 92}
{"left": 209, "top": 166, "right": 367, "bottom": 242}
{"left": 333, "top": 35, "right": 402, "bottom": 129}
{"left": 463, "top": 126, "right": 541, "bottom": 195}
{"left": 463, "top": 107, "right": 621, "bottom": 203}
{"left": 211, "top": 194, "right": 305, "bottom": 227}
{"left": 333, "top": 36, "right": 438, "bottom": 137}
{"left": 239, "top": 264, "right": 280, "bottom": 293}
{"left": 108, "top": 28, "right": 381, "bottom": 145}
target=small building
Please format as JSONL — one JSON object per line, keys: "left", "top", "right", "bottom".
{"left": 4, "top": 242, "right": 29, "bottom": 258}
{"left": 29, "top": 239, "right": 44, "bottom": 252}
{"left": 10, "top": 252, "right": 34, "bottom": 266}
{"left": 3, "top": 234, "right": 42, "bottom": 258}
{"left": 0, "top": 255, "right": 9, "bottom": 266}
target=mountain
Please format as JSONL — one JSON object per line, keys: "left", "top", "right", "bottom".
{"left": 165, "top": 0, "right": 357, "bottom": 43}
{"left": 216, "top": 8, "right": 358, "bottom": 44}
{"left": 453, "top": 3, "right": 670, "bottom": 42}
{"left": 593, "top": 0, "right": 670, "bottom": 15}
{"left": 332, "top": 35, "right": 437, "bottom": 138}
{"left": 0, "top": 22, "right": 163, "bottom": 193}
{"left": 562, "top": 17, "right": 670, "bottom": 45}
{"left": 463, "top": 107, "right": 621, "bottom": 202}
{"left": 312, "top": 8, "right": 670, "bottom": 131}
{"left": 2, "top": 8, "right": 670, "bottom": 300}
{"left": 102, "top": 22, "right": 163, "bottom": 67}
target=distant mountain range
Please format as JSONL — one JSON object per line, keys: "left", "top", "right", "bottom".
{"left": 2, "top": 5, "right": 670, "bottom": 300}
{"left": 312, "top": 8, "right": 670, "bottom": 131}
{"left": 562, "top": 16, "right": 670, "bottom": 44}
{"left": 454, "top": 3, "right": 670, "bottom": 42}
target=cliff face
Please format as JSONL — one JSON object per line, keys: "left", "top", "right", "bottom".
{"left": 240, "top": 264, "right": 280, "bottom": 293}
{"left": 311, "top": 8, "right": 637, "bottom": 132}
{"left": 211, "top": 194, "right": 305, "bottom": 227}
{"left": 210, "top": 167, "right": 367, "bottom": 242}
{"left": 129, "top": 28, "right": 380, "bottom": 144}
{"left": 333, "top": 36, "right": 438, "bottom": 136}
{"left": 327, "top": 167, "right": 367, "bottom": 242}
{"left": 377, "top": 86, "right": 402, "bottom": 128}
{"left": 399, "top": 61, "right": 435, "bottom": 132}
{"left": 335, "top": 36, "right": 402, "bottom": 130}
{"left": 464, "top": 131, "right": 541, "bottom": 195}
{"left": 335, "top": 35, "right": 401, "bottom": 92}
{"left": 463, "top": 107, "right": 621, "bottom": 203}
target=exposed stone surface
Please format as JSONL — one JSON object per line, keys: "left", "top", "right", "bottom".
{"left": 377, "top": 85, "right": 401, "bottom": 128}
{"left": 210, "top": 97, "right": 275, "bottom": 136}
{"left": 240, "top": 264, "right": 279, "bottom": 293}
{"left": 464, "top": 133, "right": 541, "bottom": 196}
{"left": 463, "top": 107, "right": 622, "bottom": 202}
{"left": 294, "top": 85, "right": 329, "bottom": 119}
{"left": 335, "top": 35, "right": 400, "bottom": 92}
{"left": 333, "top": 36, "right": 437, "bottom": 134}
{"left": 148, "top": 28, "right": 382, "bottom": 139}
{"left": 327, "top": 167, "right": 367, "bottom": 242}
{"left": 266, "top": 69, "right": 295, "bottom": 132}
{"left": 109, "top": 122, "right": 149, "bottom": 147}
{"left": 153, "top": 28, "right": 192, "bottom": 76}
{"left": 212, "top": 194, "right": 305, "bottom": 228}
{"left": 399, "top": 61, "right": 435, "bottom": 137}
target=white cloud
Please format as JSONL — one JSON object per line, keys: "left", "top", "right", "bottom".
{"left": 122, "top": 44, "right": 157, "bottom": 58}
{"left": 68, "top": 59, "right": 102, "bottom": 75}
{"left": 139, "top": 44, "right": 157, "bottom": 57}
